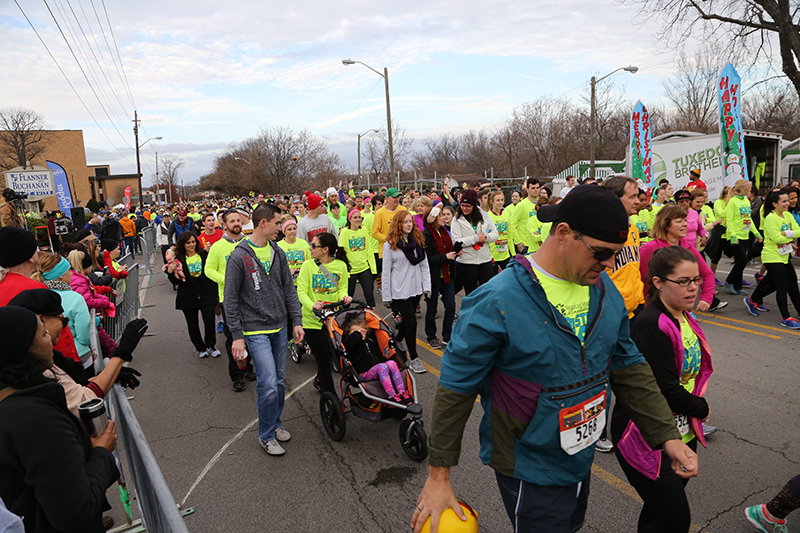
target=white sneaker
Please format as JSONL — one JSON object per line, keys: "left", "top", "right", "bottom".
{"left": 210, "top": 347, "right": 221, "bottom": 358}
{"left": 275, "top": 427, "right": 291, "bottom": 442}
{"left": 199, "top": 350, "right": 209, "bottom": 358}
{"left": 407, "top": 358, "right": 427, "bottom": 374}
{"left": 595, "top": 438, "right": 613, "bottom": 453}
{"left": 259, "top": 438, "right": 285, "bottom": 456}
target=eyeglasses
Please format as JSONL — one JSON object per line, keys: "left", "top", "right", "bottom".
{"left": 309, "top": 243, "right": 321, "bottom": 249}
{"left": 575, "top": 232, "right": 619, "bottom": 262}
{"left": 663, "top": 276, "right": 704, "bottom": 287}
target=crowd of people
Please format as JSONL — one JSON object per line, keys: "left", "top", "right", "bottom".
{"left": 2, "top": 170, "right": 800, "bottom": 532}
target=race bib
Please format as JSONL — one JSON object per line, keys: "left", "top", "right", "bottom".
{"left": 495, "top": 238, "right": 508, "bottom": 252}
{"left": 558, "top": 391, "right": 606, "bottom": 455}
{"left": 674, "top": 414, "right": 690, "bottom": 436}
{"left": 779, "top": 243, "right": 793, "bottom": 256}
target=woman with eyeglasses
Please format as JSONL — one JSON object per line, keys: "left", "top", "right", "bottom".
{"left": 296, "top": 232, "right": 352, "bottom": 393}
{"left": 612, "top": 246, "right": 714, "bottom": 533}
{"left": 0, "top": 306, "right": 120, "bottom": 533}
{"left": 640, "top": 205, "right": 724, "bottom": 313}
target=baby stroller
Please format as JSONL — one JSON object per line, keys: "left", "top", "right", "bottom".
{"left": 314, "top": 300, "right": 428, "bottom": 462}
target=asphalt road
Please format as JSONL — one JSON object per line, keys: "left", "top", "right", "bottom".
{"left": 104, "top": 260, "right": 800, "bottom": 533}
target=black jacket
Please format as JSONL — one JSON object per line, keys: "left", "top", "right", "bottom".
{"left": 422, "top": 223, "right": 456, "bottom": 290}
{"left": 0, "top": 382, "right": 118, "bottom": 533}
{"left": 342, "top": 331, "right": 383, "bottom": 374}
{"left": 167, "top": 250, "right": 217, "bottom": 310}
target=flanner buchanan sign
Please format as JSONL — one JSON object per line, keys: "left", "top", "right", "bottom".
{"left": 3, "top": 168, "right": 55, "bottom": 199}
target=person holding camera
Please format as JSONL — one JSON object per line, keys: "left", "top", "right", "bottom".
{"left": 0, "top": 189, "right": 22, "bottom": 228}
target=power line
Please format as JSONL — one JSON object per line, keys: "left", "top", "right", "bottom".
{"left": 89, "top": 0, "right": 135, "bottom": 108}
{"left": 42, "top": 0, "right": 135, "bottom": 150}
{"left": 14, "top": 0, "right": 133, "bottom": 164}
{"left": 101, "top": 0, "right": 136, "bottom": 110}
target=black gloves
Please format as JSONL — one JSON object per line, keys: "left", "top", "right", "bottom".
{"left": 111, "top": 318, "right": 148, "bottom": 362}
{"left": 116, "top": 367, "right": 141, "bottom": 389}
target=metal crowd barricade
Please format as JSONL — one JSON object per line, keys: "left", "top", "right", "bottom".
{"left": 89, "top": 275, "right": 191, "bottom": 532}
{"left": 139, "top": 225, "right": 158, "bottom": 285}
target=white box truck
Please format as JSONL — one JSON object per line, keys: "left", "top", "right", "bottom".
{"left": 627, "top": 130, "right": 782, "bottom": 200}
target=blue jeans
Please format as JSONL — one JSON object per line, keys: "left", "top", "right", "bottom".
{"left": 244, "top": 328, "right": 288, "bottom": 442}
{"left": 124, "top": 236, "right": 137, "bottom": 256}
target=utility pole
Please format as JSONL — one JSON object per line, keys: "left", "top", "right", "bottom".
{"left": 133, "top": 110, "right": 142, "bottom": 209}
{"left": 154, "top": 152, "right": 160, "bottom": 206}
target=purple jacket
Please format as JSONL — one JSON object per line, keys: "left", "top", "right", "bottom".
{"left": 614, "top": 301, "right": 713, "bottom": 480}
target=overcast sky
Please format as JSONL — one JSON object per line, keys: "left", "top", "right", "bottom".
{"left": 3, "top": 0, "right": 712, "bottom": 186}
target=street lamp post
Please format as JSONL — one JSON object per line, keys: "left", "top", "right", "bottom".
{"left": 132, "top": 110, "right": 162, "bottom": 208}
{"left": 343, "top": 59, "right": 396, "bottom": 187}
{"left": 358, "top": 129, "right": 379, "bottom": 190}
{"left": 589, "top": 65, "right": 638, "bottom": 179}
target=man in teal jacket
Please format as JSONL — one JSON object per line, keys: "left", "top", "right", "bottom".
{"left": 412, "top": 185, "right": 698, "bottom": 533}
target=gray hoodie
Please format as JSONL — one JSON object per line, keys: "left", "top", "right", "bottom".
{"left": 223, "top": 238, "right": 303, "bottom": 341}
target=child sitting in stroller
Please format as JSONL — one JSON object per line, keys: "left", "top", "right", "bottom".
{"left": 342, "top": 313, "right": 413, "bottom": 405}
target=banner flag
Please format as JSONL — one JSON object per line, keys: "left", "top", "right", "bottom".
{"left": 123, "top": 186, "right": 131, "bottom": 210}
{"left": 46, "top": 161, "right": 74, "bottom": 211}
{"left": 630, "top": 101, "right": 653, "bottom": 187}
{"left": 717, "top": 63, "right": 747, "bottom": 187}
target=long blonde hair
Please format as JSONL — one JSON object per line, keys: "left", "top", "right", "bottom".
{"left": 67, "top": 250, "right": 86, "bottom": 273}
{"left": 726, "top": 179, "right": 751, "bottom": 201}
{"left": 32, "top": 251, "right": 64, "bottom": 283}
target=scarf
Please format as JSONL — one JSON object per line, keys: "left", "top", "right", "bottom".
{"left": 428, "top": 224, "right": 453, "bottom": 284}
{"left": 399, "top": 235, "right": 426, "bottom": 266}
{"left": 43, "top": 279, "right": 72, "bottom": 292}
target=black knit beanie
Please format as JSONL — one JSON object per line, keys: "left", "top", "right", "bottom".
{"left": 8, "top": 289, "right": 64, "bottom": 317}
{"left": 0, "top": 306, "right": 40, "bottom": 369}
{"left": 0, "top": 227, "right": 38, "bottom": 268}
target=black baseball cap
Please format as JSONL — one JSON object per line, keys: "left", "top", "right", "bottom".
{"left": 537, "top": 185, "right": 628, "bottom": 244}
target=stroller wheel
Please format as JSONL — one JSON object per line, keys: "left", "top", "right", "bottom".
{"left": 289, "top": 342, "right": 302, "bottom": 364}
{"left": 320, "top": 392, "right": 346, "bottom": 441}
{"left": 399, "top": 418, "right": 428, "bottom": 462}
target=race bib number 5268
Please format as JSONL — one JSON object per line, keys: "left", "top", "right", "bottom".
{"left": 558, "top": 391, "right": 606, "bottom": 455}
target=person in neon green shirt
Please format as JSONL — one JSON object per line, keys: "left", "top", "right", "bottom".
{"left": 746, "top": 190, "right": 800, "bottom": 329}
{"left": 526, "top": 197, "right": 553, "bottom": 253}
{"left": 296, "top": 232, "right": 351, "bottom": 393}
{"left": 487, "top": 191, "right": 514, "bottom": 270}
{"left": 277, "top": 218, "right": 309, "bottom": 286}
{"left": 510, "top": 178, "right": 540, "bottom": 252}
{"left": 722, "top": 179, "right": 762, "bottom": 295}
{"left": 339, "top": 209, "right": 376, "bottom": 307}
{"left": 205, "top": 209, "right": 253, "bottom": 390}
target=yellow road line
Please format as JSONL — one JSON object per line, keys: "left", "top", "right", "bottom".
{"left": 697, "top": 318, "right": 781, "bottom": 339}
{"left": 698, "top": 311, "right": 800, "bottom": 336}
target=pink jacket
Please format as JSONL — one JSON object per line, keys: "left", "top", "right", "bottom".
{"left": 685, "top": 209, "right": 707, "bottom": 249}
{"left": 69, "top": 271, "right": 112, "bottom": 310}
{"left": 639, "top": 238, "right": 715, "bottom": 305}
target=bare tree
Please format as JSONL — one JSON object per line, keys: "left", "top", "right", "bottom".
{"left": 743, "top": 81, "right": 800, "bottom": 139}
{"left": 0, "top": 107, "right": 49, "bottom": 171}
{"left": 623, "top": 0, "right": 800, "bottom": 101}
{"left": 159, "top": 155, "right": 185, "bottom": 203}
{"left": 363, "top": 124, "right": 415, "bottom": 182}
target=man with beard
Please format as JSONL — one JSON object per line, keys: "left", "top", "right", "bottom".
{"left": 205, "top": 209, "right": 255, "bottom": 392}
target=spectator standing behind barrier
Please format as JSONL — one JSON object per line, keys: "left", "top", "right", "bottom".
{"left": 225, "top": 203, "right": 305, "bottom": 457}
{"left": 0, "top": 306, "right": 119, "bottom": 533}
{"left": 382, "top": 210, "right": 431, "bottom": 375}
{"left": 0, "top": 189, "right": 22, "bottom": 228}
{"left": 156, "top": 212, "right": 173, "bottom": 263}
{"left": 0, "top": 227, "right": 46, "bottom": 307}
{"left": 450, "top": 189, "right": 497, "bottom": 295}
{"left": 612, "top": 246, "right": 713, "bottom": 533}
{"left": 166, "top": 232, "right": 220, "bottom": 359}
{"left": 412, "top": 185, "right": 696, "bottom": 533}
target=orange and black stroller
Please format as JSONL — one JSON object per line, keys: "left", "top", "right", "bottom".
{"left": 314, "top": 300, "right": 428, "bottom": 461}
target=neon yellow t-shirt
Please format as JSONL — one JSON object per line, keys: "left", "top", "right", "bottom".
{"left": 679, "top": 313, "right": 701, "bottom": 442}
{"left": 530, "top": 259, "right": 589, "bottom": 341}
{"left": 185, "top": 254, "right": 203, "bottom": 277}
{"left": 339, "top": 227, "right": 375, "bottom": 274}
{"left": 277, "top": 238, "right": 310, "bottom": 270}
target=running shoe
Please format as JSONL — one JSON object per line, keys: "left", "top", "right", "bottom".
{"left": 724, "top": 282, "right": 739, "bottom": 295}
{"left": 715, "top": 278, "right": 724, "bottom": 287}
{"left": 745, "top": 504, "right": 788, "bottom": 533}
{"left": 744, "top": 297, "right": 760, "bottom": 317}
{"left": 210, "top": 347, "right": 221, "bottom": 358}
{"left": 199, "top": 350, "right": 209, "bottom": 358}
{"left": 595, "top": 438, "right": 614, "bottom": 453}
{"left": 376, "top": 285, "right": 382, "bottom": 294}
{"left": 216, "top": 321, "right": 224, "bottom": 333}
{"left": 709, "top": 301, "right": 728, "bottom": 312}
{"left": 702, "top": 422, "right": 718, "bottom": 436}
{"left": 427, "top": 338, "right": 442, "bottom": 350}
{"left": 742, "top": 279, "right": 753, "bottom": 287}
{"left": 259, "top": 437, "right": 285, "bottom": 456}
{"left": 780, "top": 317, "right": 800, "bottom": 330}
{"left": 275, "top": 427, "right": 291, "bottom": 442}
{"left": 756, "top": 303, "right": 770, "bottom": 312}
{"left": 407, "top": 358, "right": 427, "bottom": 374}
{"left": 755, "top": 273, "right": 765, "bottom": 284}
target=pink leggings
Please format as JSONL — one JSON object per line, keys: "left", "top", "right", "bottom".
{"left": 360, "top": 360, "right": 406, "bottom": 396}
